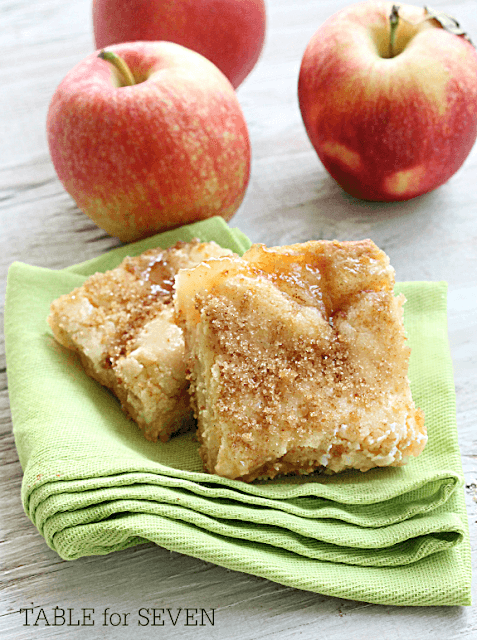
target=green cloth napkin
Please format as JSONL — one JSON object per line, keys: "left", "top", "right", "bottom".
{"left": 5, "top": 217, "right": 471, "bottom": 606}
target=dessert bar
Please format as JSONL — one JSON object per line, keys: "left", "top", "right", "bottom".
{"left": 175, "top": 239, "right": 426, "bottom": 481}
{"left": 49, "top": 239, "right": 233, "bottom": 441}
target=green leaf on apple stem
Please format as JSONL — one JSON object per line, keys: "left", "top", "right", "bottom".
{"left": 424, "top": 6, "right": 474, "bottom": 45}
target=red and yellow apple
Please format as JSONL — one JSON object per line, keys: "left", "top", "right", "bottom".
{"left": 92, "top": 0, "right": 266, "bottom": 89}
{"left": 298, "top": 1, "right": 477, "bottom": 201}
{"left": 47, "top": 41, "right": 251, "bottom": 242}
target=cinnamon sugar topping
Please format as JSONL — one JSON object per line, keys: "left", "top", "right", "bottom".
{"left": 48, "top": 239, "right": 233, "bottom": 442}
{"left": 175, "top": 239, "right": 426, "bottom": 481}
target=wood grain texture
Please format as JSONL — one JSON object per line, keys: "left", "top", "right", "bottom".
{"left": 1, "top": 0, "right": 476, "bottom": 637}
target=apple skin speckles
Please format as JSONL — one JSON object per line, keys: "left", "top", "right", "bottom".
{"left": 298, "top": 1, "right": 477, "bottom": 202}
{"left": 47, "top": 42, "right": 251, "bottom": 242}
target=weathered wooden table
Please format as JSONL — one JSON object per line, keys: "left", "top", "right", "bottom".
{"left": 1, "top": 0, "right": 476, "bottom": 637}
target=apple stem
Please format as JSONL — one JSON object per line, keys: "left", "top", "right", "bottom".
{"left": 98, "top": 50, "right": 135, "bottom": 86}
{"left": 389, "top": 5, "right": 400, "bottom": 58}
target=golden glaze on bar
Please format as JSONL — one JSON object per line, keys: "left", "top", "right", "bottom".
{"left": 48, "top": 239, "right": 233, "bottom": 441}
{"left": 175, "top": 239, "right": 426, "bottom": 481}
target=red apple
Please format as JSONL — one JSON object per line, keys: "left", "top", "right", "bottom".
{"left": 298, "top": 1, "right": 477, "bottom": 201}
{"left": 47, "top": 42, "right": 251, "bottom": 242}
{"left": 92, "top": 0, "right": 266, "bottom": 89}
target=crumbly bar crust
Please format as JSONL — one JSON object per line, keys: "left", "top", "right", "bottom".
{"left": 48, "top": 239, "right": 233, "bottom": 441}
{"left": 175, "top": 239, "right": 426, "bottom": 481}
